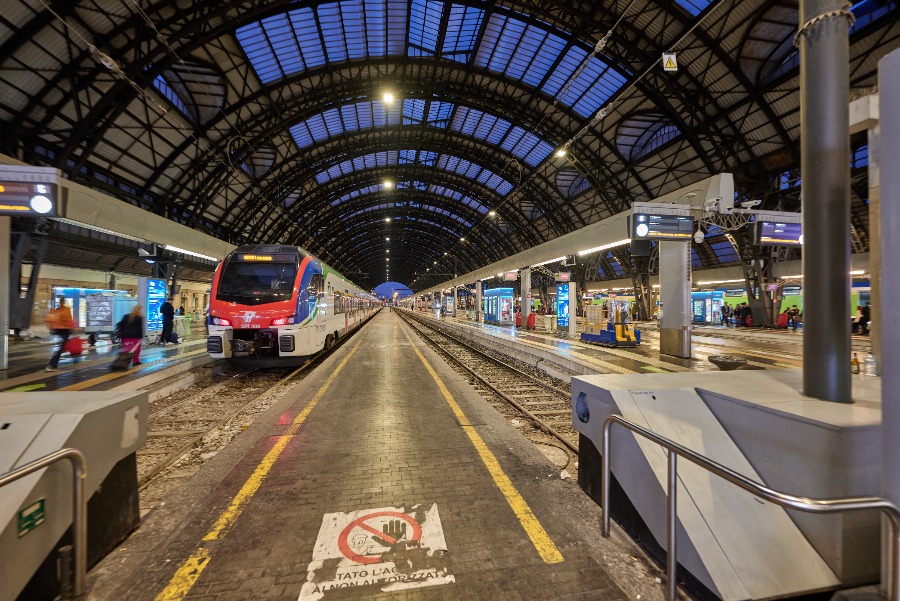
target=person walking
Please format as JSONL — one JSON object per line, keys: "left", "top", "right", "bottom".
{"left": 116, "top": 305, "right": 145, "bottom": 366}
{"left": 789, "top": 305, "right": 801, "bottom": 331}
{"left": 44, "top": 298, "right": 75, "bottom": 372}
{"left": 160, "top": 296, "right": 177, "bottom": 344}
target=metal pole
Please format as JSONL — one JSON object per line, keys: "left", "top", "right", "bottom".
{"left": 601, "top": 419, "right": 611, "bottom": 537}
{"left": 880, "top": 46, "right": 900, "bottom": 599}
{"left": 0, "top": 448, "right": 87, "bottom": 598}
{"left": 568, "top": 281, "right": 577, "bottom": 337}
{"left": 799, "top": 0, "right": 852, "bottom": 402}
{"left": 667, "top": 450, "right": 678, "bottom": 601}
{"left": 521, "top": 268, "right": 531, "bottom": 328}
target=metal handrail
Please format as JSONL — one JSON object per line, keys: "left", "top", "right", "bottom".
{"left": 0, "top": 448, "right": 88, "bottom": 599}
{"left": 601, "top": 414, "right": 900, "bottom": 601}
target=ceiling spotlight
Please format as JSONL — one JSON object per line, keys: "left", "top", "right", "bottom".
{"left": 556, "top": 148, "right": 568, "bottom": 158}
{"left": 386, "top": 258, "right": 390, "bottom": 261}
{"left": 443, "top": 252, "right": 448, "bottom": 256}
{"left": 386, "top": 249, "right": 390, "bottom": 253}
{"left": 385, "top": 237, "right": 390, "bottom": 241}
{"left": 385, "top": 217, "right": 392, "bottom": 223}
{"left": 433, "top": 261, "right": 437, "bottom": 265}
{"left": 383, "top": 92, "right": 395, "bottom": 104}
{"left": 459, "top": 237, "right": 465, "bottom": 242}
{"left": 488, "top": 210, "right": 496, "bottom": 217}
{"left": 384, "top": 180, "right": 393, "bottom": 189}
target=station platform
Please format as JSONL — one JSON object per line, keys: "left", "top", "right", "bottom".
{"left": 410, "top": 309, "right": 873, "bottom": 378}
{"left": 0, "top": 328, "right": 211, "bottom": 394}
{"left": 86, "top": 311, "right": 654, "bottom": 601}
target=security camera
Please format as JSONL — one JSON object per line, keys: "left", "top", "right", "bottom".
{"left": 740, "top": 199, "right": 761, "bottom": 209}
{"left": 704, "top": 198, "right": 719, "bottom": 212}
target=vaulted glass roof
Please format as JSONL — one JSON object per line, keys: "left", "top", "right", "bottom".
{"left": 314, "top": 150, "right": 514, "bottom": 195}
{"left": 2, "top": 0, "right": 895, "bottom": 292}
{"left": 236, "top": 1, "right": 628, "bottom": 117}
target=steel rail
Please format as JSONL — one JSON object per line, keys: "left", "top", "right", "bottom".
{"left": 601, "top": 413, "right": 900, "bottom": 601}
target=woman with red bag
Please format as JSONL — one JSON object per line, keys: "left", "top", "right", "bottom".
{"left": 44, "top": 298, "right": 75, "bottom": 372}
{"left": 115, "top": 305, "right": 145, "bottom": 367}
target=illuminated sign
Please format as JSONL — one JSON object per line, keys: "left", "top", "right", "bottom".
{"left": 0, "top": 181, "right": 59, "bottom": 217}
{"left": 556, "top": 272, "right": 571, "bottom": 282}
{"left": 240, "top": 254, "right": 274, "bottom": 262}
{"left": 557, "top": 283, "right": 570, "bottom": 328}
{"left": 631, "top": 213, "right": 694, "bottom": 241}
{"left": 503, "top": 271, "right": 518, "bottom": 281}
{"left": 758, "top": 221, "right": 802, "bottom": 246}
{"left": 146, "top": 278, "right": 167, "bottom": 331}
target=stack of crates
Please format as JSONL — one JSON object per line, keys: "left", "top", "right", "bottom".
{"left": 582, "top": 305, "right": 604, "bottom": 335}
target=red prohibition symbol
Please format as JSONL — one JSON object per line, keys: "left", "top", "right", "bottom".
{"left": 337, "top": 511, "right": 423, "bottom": 565}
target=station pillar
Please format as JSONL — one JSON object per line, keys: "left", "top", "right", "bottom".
{"left": 879, "top": 46, "right": 900, "bottom": 541}
{"left": 799, "top": 0, "right": 852, "bottom": 402}
{"left": 520, "top": 268, "right": 531, "bottom": 328}
{"left": 0, "top": 216, "right": 9, "bottom": 370}
{"left": 659, "top": 241, "right": 692, "bottom": 358}
{"left": 475, "top": 281, "right": 483, "bottom": 323}
{"left": 568, "top": 281, "right": 577, "bottom": 337}
{"left": 868, "top": 115, "right": 881, "bottom": 375}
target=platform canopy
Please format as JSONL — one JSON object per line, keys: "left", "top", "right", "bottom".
{"left": 0, "top": 1, "right": 895, "bottom": 290}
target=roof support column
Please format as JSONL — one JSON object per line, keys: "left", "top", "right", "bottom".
{"left": 879, "top": 48, "right": 900, "bottom": 559}
{"left": 659, "top": 241, "right": 692, "bottom": 358}
{"left": 475, "top": 281, "right": 483, "bottom": 323}
{"left": 521, "top": 268, "right": 531, "bottom": 329}
{"left": 799, "top": 0, "right": 852, "bottom": 402}
{"left": 0, "top": 217, "right": 9, "bottom": 370}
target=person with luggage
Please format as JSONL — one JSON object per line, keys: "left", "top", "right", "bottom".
{"left": 160, "top": 296, "right": 177, "bottom": 344}
{"left": 44, "top": 298, "right": 75, "bottom": 372}
{"left": 116, "top": 305, "right": 145, "bottom": 367}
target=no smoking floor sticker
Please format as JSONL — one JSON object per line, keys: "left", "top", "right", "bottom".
{"left": 298, "top": 503, "right": 453, "bottom": 600}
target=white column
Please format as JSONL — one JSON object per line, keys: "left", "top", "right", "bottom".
{"left": 0, "top": 217, "right": 9, "bottom": 370}
{"left": 879, "top": 45, "right": 900, "bottom": 531}
{"left": 568, "top": 281, "right": 577, "bottom": 337}
{"left": 520, "top": 268, "right": 531, "bottom": 328}
{"left": 659, "top": 241, "right": 692, "bottom": 358}
{"left": 868, "top": 121, "right": 881, "bottom": 374}
{"left": 476, "top": 281, "right": 483, "bottom": 323}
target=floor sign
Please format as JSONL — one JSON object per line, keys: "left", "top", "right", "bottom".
{"left": 298, "top": 503, "right": 453, "bottom": 600}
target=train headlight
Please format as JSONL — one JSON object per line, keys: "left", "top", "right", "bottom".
{"left": 270, "top": 315, "right": 296, "bottom": 326}
{"left": 210, "top": 315, "right": 233, "bottom": 326}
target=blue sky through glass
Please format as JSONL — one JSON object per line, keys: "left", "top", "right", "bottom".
{"left": 674, "top": 1, "right": 713, "bottom": 16}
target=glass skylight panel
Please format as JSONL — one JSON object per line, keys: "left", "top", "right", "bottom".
{"left": 551, "top": 55, "right": 627, "bottom": 118}
{"left": 402, "top": 99, "right": 452, "bottom": 127}
{"left": 691, "top": 248, "right": 703, "bottom": 268}
{"left": 153, "top": 75, "right": 190, "bottom": 118}
{"left": 427, "top": 101, "right": 455, "bottom": 125}
{"left": 442, "top": 4, "right": 485, "bottom": 61}
{"left": 674, "top": 0, "right": 713, "bottom": 16}
{"left": 331, "top": 184, "right": 380, "bottom": 206}
{"left": 290, "top": 101, "right": 400, "bottom": 148}
{"left": 408, "top": 0, "right": 444, "bottom": 56}
{"left": 710, "top": 241, "right": 740, "bottom": 263}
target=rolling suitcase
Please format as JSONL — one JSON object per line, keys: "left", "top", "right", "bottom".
{"left": 110, "top": 341, "right": 140, "bottom": 371}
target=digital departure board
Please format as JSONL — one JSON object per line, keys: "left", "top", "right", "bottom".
{"left": 631, "top": 213, "right": 694, "bottom": 241}
{"left": 758, "top": 221, "right": 802, "bottom": 246}
{"left": 0, "top": 181, "right": 59, "bottom": 217}
{"left": 237, "top": 253, "right": 296, "bottom": 262}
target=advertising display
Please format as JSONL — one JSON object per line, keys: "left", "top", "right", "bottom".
{"left": 632, "top": 213, "right": 694, "bottom": 240}
{"left": 758, "top": 221, "right": 802, "bottom": 246}
{"left": 146, "top": 278, "right": 167, "bottom": 331}
{"left": 557, "top": 283, "right": 570, "bottom": 328}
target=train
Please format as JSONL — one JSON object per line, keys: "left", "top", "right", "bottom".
{"left": 207, "top": 245, "right": 380, "bottom": 366}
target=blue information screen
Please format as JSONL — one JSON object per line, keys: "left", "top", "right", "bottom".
{"left": 557, "top": 284, "right": 570, "bottom": 328}
{"left": 147, "top": 278, "right": 167, "bottom": 331}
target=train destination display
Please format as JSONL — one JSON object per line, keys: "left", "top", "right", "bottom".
{"left": 631, "top": 213, "right": 694, "bottom": 240}
{"left": 758, "top": 221, "right": 803, "bottom": 246}
{"left": 0, "top": 181, "right": 59, "bottom": 217}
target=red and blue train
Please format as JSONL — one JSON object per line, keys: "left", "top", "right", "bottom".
{"left": 207, "top": 245, "right": 380, "bottom": 366}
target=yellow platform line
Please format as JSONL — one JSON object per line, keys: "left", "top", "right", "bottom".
{"left": 400, "top": 326, "right": 564, "bottom": 564}
{"left": 155, "top": 339, "right": 364, "bottom": 601}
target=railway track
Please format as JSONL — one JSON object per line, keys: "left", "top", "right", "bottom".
{"left": 136, "top": 333, "right": 354, "bottom": 495}
{"left": 399, "top": 311, "right": 578, "bottom": 465}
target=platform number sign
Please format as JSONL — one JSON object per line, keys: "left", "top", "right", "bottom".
{"left": 557, "top": 284, "right": 570, "bottom": 328}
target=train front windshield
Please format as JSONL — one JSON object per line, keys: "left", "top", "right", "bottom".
{"left": 217, "top": 260, "right": 298, "bottom": 305}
